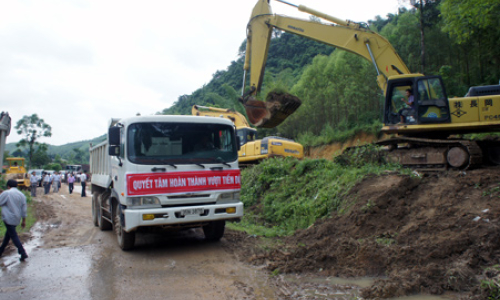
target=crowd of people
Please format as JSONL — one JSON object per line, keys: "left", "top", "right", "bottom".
{"left": 0, "top": 170, "right": 90, "bottom": 262}
{"left": 29, "top": 170, "right": 89, "bottom": 198}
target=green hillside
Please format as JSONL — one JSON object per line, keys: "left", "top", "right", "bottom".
{"left": 161, "top": 2, "right": 500, "bottom": 146}
{"left": 6, "top": 0, "right": 500, "bottom": 165}
{"left": 5, "top": 135, "right": 106, "bottom": 168}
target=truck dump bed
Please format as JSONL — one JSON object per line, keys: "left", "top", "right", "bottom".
{"left": 89, "top": 141, "right": 112, "bottom": 189}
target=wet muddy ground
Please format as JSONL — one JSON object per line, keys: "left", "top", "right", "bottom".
{"left": 0, "top": 185, "right": 277, "bottom": 300}
{"left": 2, "top": 165, "right": 496, "bottom": 299}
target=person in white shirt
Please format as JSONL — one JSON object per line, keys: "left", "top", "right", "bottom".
{"left": 80, "top": 171, "right": 87, "bottom": 197}
{"left": 0, "top": 180, "right": 28, "bottom": 261}
{"left": 30, "top": 171, "right": 39, "bottom": 197}
{"left": 52, "top": 172, "right": 61, "bottom": 193}
{"left": 43, "top": 172, "right": 52, "bottom": 195}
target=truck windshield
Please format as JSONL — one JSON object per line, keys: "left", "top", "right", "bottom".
{"left": 127, "top": 122, "right": 238, "bottom": 165}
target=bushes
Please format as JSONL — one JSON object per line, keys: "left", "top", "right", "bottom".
{"left": 234, "top": 155, "right": 403, "bottom": 237}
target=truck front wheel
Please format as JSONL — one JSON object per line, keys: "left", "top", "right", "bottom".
{"left": 113, "top": 204, "right": 135, "bottom": 250}
{"left": 203, "top": 220, "right": 225, "bottom": 242}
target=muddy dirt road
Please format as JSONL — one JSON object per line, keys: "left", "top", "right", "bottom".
{"left": 2, "top": 165, "right": 497, "bottom": 299}
{"left": 0, "top": 185, "right": 276, "bottom": 300}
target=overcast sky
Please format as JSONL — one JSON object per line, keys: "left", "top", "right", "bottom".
{"left": 1, "top": 0, "right": 403, "bottom": 147}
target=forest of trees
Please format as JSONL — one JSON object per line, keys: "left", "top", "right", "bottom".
{"left": 161, "top": 0, "right": 500, "bottom": 146}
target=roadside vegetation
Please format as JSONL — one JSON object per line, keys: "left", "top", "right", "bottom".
{"left": 161, "top": 0, "right": 499, "bottom": 149}
{"left": 230, "top": 147, "right": 410, "bottom": 237}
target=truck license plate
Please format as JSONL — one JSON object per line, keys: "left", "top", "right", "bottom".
{"left": 180, "top": 208, "right": 204, "bottom": 216}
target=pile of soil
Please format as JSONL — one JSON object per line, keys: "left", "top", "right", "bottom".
{"left": 228, "top": 167, "right": 500, "bottom": 299}
{"left": 244, "top": 92, "right": 301, "bottom": 128}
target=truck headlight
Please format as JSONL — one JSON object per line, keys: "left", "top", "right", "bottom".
{"left": 217, "top": 191, "right": 240, "bottom": 201}
{"left": 127, "top": 196, "right": 161, "bottom": 208}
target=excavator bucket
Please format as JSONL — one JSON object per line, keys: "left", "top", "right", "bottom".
{"left": 243, "top": 92, "right": 302, "bottom": 128}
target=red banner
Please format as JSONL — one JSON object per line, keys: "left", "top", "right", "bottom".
{"left": 126, "top": 169, "right": 241, "bottom": 196}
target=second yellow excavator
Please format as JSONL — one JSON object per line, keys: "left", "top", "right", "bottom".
{"left": 192, "top": 105, "right": 303, "bottom": 165}
{"left": 5, "top": 157, "right": 30, "bottom": 189}
{"left": 241, "top": 0, "right": 500, "bottom": 170}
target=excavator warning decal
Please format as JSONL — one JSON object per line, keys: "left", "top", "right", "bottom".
{"left": 451, "top": 101, "right": 467, "bottom": 118}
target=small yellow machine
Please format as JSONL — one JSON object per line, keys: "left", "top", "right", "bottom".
{"left": 192, "top": 105, "right": 304, "bottom": 164}
{"left": 5, "top": 157, "right": 30, "bottom": 189}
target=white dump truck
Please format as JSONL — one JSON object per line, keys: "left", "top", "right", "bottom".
{"left": 89, "top": 115, "right": 244, "bottom": 250}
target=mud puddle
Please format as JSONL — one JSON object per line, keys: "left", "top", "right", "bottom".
{"left": 0, "top": 244, "right": 96, "bottom": 300}
{"left": 280, "top": 274, "right": 453, "bottom": 299}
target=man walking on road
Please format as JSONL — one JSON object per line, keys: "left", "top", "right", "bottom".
{"left": 0, "top": 179, "right": 28, "bottom": 261}
{"left": 30, "top": 171, "right": 39, "bottom": 197}
{"left": 52, "top": 171, "right": 61, "bottom": 193}
{"left": 67, "top": 173, "right": 75, "bottom": 194}
{"left": 80, "top": 171, "right": 87, "bottom": 197}
{"left": 43, "top": 172, "right": 52, "bottom": 194}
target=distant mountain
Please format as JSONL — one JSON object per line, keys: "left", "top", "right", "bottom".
{"left": 5, "top": 134, "right": 106, "bottom": 158}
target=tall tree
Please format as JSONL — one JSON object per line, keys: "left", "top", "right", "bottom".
{"left": 440, "top": 0, "right": 500, "bottom": 84}
{"left": 31, "top": 144, "right": 50, "bottom": 168}
{"left": 440, "top": 0, "right": 499, "bottom": 44}
{"left": 15, "top": 114, "right": 52, "bottom": 169}
{"left": 399, "top": 0, "right": 441, "bottom": 73}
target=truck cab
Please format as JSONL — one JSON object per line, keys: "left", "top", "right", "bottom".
{"left": 90, "top": 115, "right": 243, "bottom": 250}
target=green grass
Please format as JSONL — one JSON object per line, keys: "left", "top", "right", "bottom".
{"left": 232, "top": 152, "right": 406, "bottom": 237}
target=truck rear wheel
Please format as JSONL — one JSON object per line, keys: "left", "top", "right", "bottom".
{"left": 114, "top": 204, "right": 135, "bottom": 250}
{"left": 97, "top": 195, "right": 112, "bottom": 231}
{"left": 203, "top": 220, "right": 225, "bottom": 242}
{"left": 92, "top": 192, "right": 99, "bottom": 227}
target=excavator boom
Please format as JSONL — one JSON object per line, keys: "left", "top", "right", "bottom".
{"left": 242, "top": 0, "right": 412, "bottom": 127}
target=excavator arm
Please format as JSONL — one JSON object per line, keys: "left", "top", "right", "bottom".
{"left": 192, "top": 105, "right": 251, "bottom": 128}
{"left": 242, "top": 0, "right": 412, "bottom": 127}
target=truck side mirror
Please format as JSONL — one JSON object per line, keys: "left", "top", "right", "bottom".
{"left": 108, "top": 145, "right": 120, "bottom": 156}
{"left": 236, "top": 136, "right": 241, "bottom": 151}
{"left": 109, "top": 127, "right": 121, "bottom": 145}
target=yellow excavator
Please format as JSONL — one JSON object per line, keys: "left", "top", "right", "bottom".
{"left": 240, "top": 0, "right": 500, "bottom": 170}
{"left": 192, "top": 105, "right": 303, "bottom": 165}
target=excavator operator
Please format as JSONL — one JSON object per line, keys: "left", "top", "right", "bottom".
{"left": 399, "top": 89, "right": 415, "bottom": 124}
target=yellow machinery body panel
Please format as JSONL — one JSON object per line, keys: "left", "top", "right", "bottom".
{"left": 192, "top": 105, "right": 304, "bottom": 164}
{"left": 5, "top": 157, "right": 30, "bottom": 188}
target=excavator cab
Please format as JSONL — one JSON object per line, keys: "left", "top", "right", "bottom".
{"left": 384, "top": 75, "right": 451, "bottom": 126}
{"left": 236, "top": 127, "right": 257, "bottom": 147}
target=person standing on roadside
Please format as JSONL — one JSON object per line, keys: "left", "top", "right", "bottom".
{"left": 43, "top": 172, "right": 52, "bottom": 195}
{"left": 80, "top": 171, "right": 87, "bottom": 197}
{"left": 30, "top": 171, "right": 39, "bottom": 197}
{"left": 67, "top": 173, "right": 75, "bottom": 194}
{"left": 52, "top": 172, "right": 61, "bottom": 193}
{"left": 0, "top": 180, "right": 28, "bottom": 261}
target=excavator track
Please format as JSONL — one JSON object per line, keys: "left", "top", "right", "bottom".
{"left": 376, "top": 137, "right": 484, "bottom": 171}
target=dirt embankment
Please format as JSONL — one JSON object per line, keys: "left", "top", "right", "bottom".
{"left": 305, "top": 132, "right": 379, "bottom": 160}
{"left": 228, "top": 165, "right": 500, "bottom": 299}
{"left": 5, "top": 141, "right": 500, "bottom": 299}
